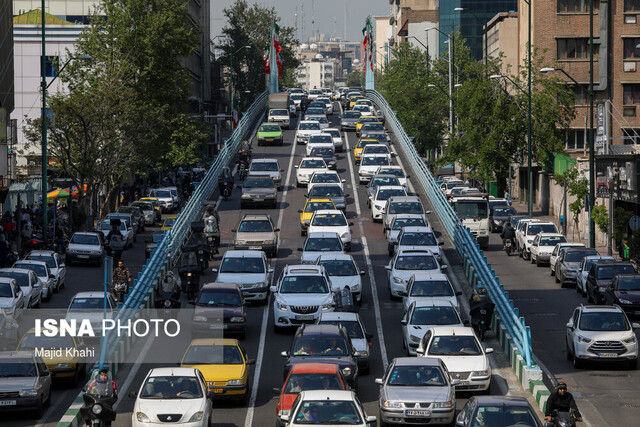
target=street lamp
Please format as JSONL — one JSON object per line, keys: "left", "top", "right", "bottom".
{"left": 427, "top": 28, "right": 456, "bottom": 135}
{"left": 454, "top": 7, "right": 488, "bottom": 69}
{"left": 229, "top": 45, "right": 252, "bottom": 123}
{"left": 40, "top": 54, "right": 92, "bottom": 242}
{"left": 409, "top": 35, "right": 429, "bottom": 75}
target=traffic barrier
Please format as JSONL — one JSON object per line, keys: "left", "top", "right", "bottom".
{"left": 57, "top": 92, "right": 269, "bottom": 426}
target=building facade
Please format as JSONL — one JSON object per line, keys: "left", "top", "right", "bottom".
{"left": 0, "top": 0, "right": 14, "bottom": 185}
{"left": 296, "top": 58, "right": 338, "bottom": 90}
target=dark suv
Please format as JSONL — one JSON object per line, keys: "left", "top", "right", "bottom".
{"left": 280, "top": 324, "right": 359, "bottom": 390}
{"left": 586, "top": 261, "right": 637, "bottom": 304}
{"left": 604, "top": 274, "right": 640, "bottom": 317}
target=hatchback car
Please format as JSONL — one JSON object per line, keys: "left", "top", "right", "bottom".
{"left": 248, "top": 158, "right": 283, "bottom": 189}
{"left": 299, "top": 232, "right": 344, "bottom": 264}
{"left": 233, "top": 214, "right": 279, "bottom": 258}
{"left": 555, "top": 248, "right": 599, "bottom": 287}
{"left": 295, "top": 157, "right": 328, "bottom": 187}
{"left": 191, "top": 283, "right": 247, "bottom": 338}
{"left": 377, "top": 357, "right": 457, "bottom": 425}
{"left": 12, "top": 260, "right": 55, "bottom": 302}
{"left": 316, "top": 312, "right": 372, "bottom": 372}
{"left": 402, "top": 272, "right": 461, "bottom": 312}
{"left": 402, "top": 300, "right": 465, "bottom": 356}
{"left": 386, "top": 249, "right": 445, "bottom": 298}
{"left": 358, "top": 154, "right": 391, "bottom": 184}
{"left": 370, "top": 186, "right": 407, "bottom": 222}
{"left": 307, "top": 210, "right": 353, "bottom": 251}
{"left": 131, "top": 367, "right": 212, "bottom": 427}
{"left": 316, "top": 253, "right": 365, "bottom": 305}
{"left": 456, "top": 396, "right": 543, "bottom": 427}
{"left": 240, "top": 176, "right": 277, "bottom": 209}
{"left": 299, "top": 199, "right": 336, "bottom": 235}
{"left": 566, "top": 304, "right": 639, "bottom": 369}
{"left": 65, "top": 232, "right": 104, "bottom": 266}
{"left": 284, "top": 390, "right": 376, "bottom": 426}
{"left": 0, "top": 351, "right": 51, "bottom": 417}
{"left": 306, "top": 184, "right": 348, "bottom": 211}
{"left": 213, "top": 250, "right": 273, "bottom": 303}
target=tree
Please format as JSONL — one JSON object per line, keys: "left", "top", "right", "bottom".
{"left": 346, "top": 70, "right": 364, "bottom": 87}
{"left": 567, "top": 172, "right": 589, "bottom": 241}
{"left": 592, "top": 204, "right": 608, "bottom": 234}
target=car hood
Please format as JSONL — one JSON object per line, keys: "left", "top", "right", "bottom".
{"left": 436, "top": 355, "right": 488, "bottom": 373}
{"left": 135, "top": 398, "right": 205, "bottom": 422}
{"left": 614, "top": 290, "right": 640, "bottom": 302}
{"left": 596, "top": 278, "right": 614, "bottom": 287}
{"left": 308, "top": 225, "right": 349, "bottom": 236}
{"left": 249, "top": 171, "right": 280, "bottom": 180}
{"left": 0, "top": 376, "right": 37, "bottom": 390}
{"left": 561, "top": 261, "right": 581, "bottom": 270}
{"left": 215, "top": 272, "right": 267, "bottom": 285}
{"left": 581, "top": 329, "right": 636, "bottom": 341}
{"left": 0, "top": 298, "right": 16, "bottom": 308}
{"left": 297, "top": 129, "right": 322, "bottom": 136}
{"left": 278, "top": 393, "right": 299, "bottom": 412}
{"left": 383, "top": 385, "right": 450, "bottom": 403}
{"left": 242, "top": 188, "right": 276, "bottom": 196}
{"left": 398, "top": 244, "right": 440, "bottom": 256}
{"left": 182, "top": 363, "right": 246, "bottom": 382}
{"left": 236, "top": 231, "right": 276, "bottom": 241}
{"left": 536, "top": 245, "right": 556, "bottom": 253}
{"left": 67, "top": 243, "right": 101, "bottom": 252}
{"left": 193, "top": 305, "right": 244, "bottom": 319}
{"left": 341, "top": 118, "right": 358, "bottom": 123}
{"left": 393, "top": 269, "right": 437, "bottom": 282}
{"left": 301, "top": 250, "right": 344, "bottom": 264}
{"left": 327, "top": 275, "right": 360, "bottom": 292}
{"left": 492, "top": 215, "right": 510, "bottom": 222}
{"left": 278, "top": 293, "right": 333, "bottom": 306}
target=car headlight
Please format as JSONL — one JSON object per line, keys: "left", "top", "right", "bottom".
{"left": 136, "top": 412, "right": 151, "bottom": 423}
{"left": 164, "top": 299, "right": 172, "bottom": 308}
{"left": 493, "top": 220, "right": 501, "bottom": 225}
{"left": 278, "top": 409, "right": 290, "bottom": 417}
{"left": 433, "top": 401, "right": 453, "bottom": 409}
{"left": 393, "top": 276, "right": 405, "bottom": 284}
{"left": 321, "top": 302, "right": 333, "bottom": 310}
{"left": 409, "top": 334, "right": 421, "bottom": 343}
{"left": 341, "top": 232, "right": 350, "bottom": 240}
{"left": 472, "top": 370, "right": 489, "bottom": 376}
{"left": 383, "top": 400, "right": 402, "bottom": 408}
{"left": 276, "top": 301, "right": 288, "bottom": 311}
{"left": 56, "top": 363, "right": 72, "bottom": 368}
{"left": 236, "top": 240, "right": 247, "bottom": 245}
{"left": 263, "top": 239, "right": 275, "bottom": 245}
{"left": 20, "top": 389, "right": 38, "bottom": 397}
{"left": 374, "top": 205, "right": 383, "bottom": 210}
{"left": 92, "top": 404, "right": 103, "bottom": 415}
{"left": 227, "top": 379, "right": 246, "bottom": 386}
{"left": 230, "top": 316, "right": 245, "bottom": 323}
{"left": 619, "top": 298, "right": 633, "bottom": 305}
{"left": 341, "top": 367, "right": 352, "bottom": 377}
{"left": 351, "top": 283, "right": 360, "bottom": 291}
{"left": 193, "top": 315, "right": 207, "bottom": 322}
{"left": 623, "top": 335, "right": 637, "bottom": 344}
{"left": 577, "top": 335, "right": 592, "bottom": 344}
{"left": 188, "top": 412, "right": 204, "bottom": 422}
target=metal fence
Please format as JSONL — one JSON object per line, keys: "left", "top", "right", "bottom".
{"left": 367, "top": 90, "right": 535, "bottom": 368}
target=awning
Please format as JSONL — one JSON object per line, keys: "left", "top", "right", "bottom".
{"left": 398, "top": 19, "right": 409, "bottom": 37}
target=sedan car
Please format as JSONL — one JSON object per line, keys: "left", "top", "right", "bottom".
{"left": 117, "top": 205, "right": 145, "bottom": 232}
{"left": 240, "top": 175, "right": 277, "bottom": 209}
{"left": 361, "top": 143, "right": 391, "bottom": 161}
{"left": 0, "top": 268, "right": 41, "bottom": 309}
{"left": 366, "top": 174, "right": 402, "bottom": 202}
{"left": 0, "top": 351, "right": 51, "bottom": 417}
{"left": 383, "top": 196, "right": 427, "bottom": 231}
{"left": 555, "top": 248, "right": 598, "bottom": 287}
{"left": 358, "top": 154, "right": 391, "bottom": 184}
{"left": 360, "top": 122, "right": 386, "bottom": 140}
{"left": 309, "top": 146, "right": 337, "bottom": 170}
{"left": 353, "top": 138, "right": 381, "bottom": 164}
{"left": 131, "top": 367, "right": 213, "bottom": 427}
{"left": 324, "top": 128, "right": 344, "bottom": 152}
{"left": 370, "top": 186, "right": 407, "bottom": 222}
{"left": 191, "top": 284, "right": 247, "bottom": 338}
{"left": 299, "top": 199, "right": 336, "bottom": 236}
{"left": 550, "top": 242, "right": 586, "bottom": 276}
{"left": 0, "top": 278, "right": 26, "bottom": 318}
{"left": 377, "top": 357, "right": 457, "bottom": 425}
{"left": 456, "top": 396, "right": 543, "bottom": 427}
{"left": 131, "top": 201, "right": 156, "bottom": 226}
{"left": 256, "top": 122, "right": 284, "bottom": 146}
{"left": 306, "top": 184, "right": 348, "bottom": 211}
{"left": 586, "top": 261, "right": 637, "bottom": 304}
{"left": 295, "top": 120, "right": 323, "bottom": 145}
{"left": 299, "top": 232, "right": 344, "bottom": 264}
{"left": 529, "top": 233, "right": 567, "bottom": 266}
{"left": 393, "top": 226, "right": 442, "bottom": 258}
{"left": 386, "top": 248, "right": 445, "bottom": 298}
{"left": 12, "top": 260, "right": 55, "bottom": 302}
{"left": 402, "top": 300, "right": 465, "bottom": 356}
{"left": 295, "top": 157, "right": 328, "bottom": 187}
{"left": 316, "top": 312, "right": 372, "bottom": 372}
{"left": 489, "top": 206, "right": 517, "bottom": 233}
{"left": 233, "top": 214, "right": 279, "bottom": 258}
{"left": 604, "top": 274, "right": 640, "bottom": 318}
{"left": 307, "top": 210, "right": 353, "bottom": 251}
{"left": 65, "top": 232, "right": 104, "bottom": 266}
{"left": 316, "top": 253, "right": 365, "bottom": 304}
{"left": 248, "top": 158, "right": 283, "bottom": 189}
{"left": 402, "top": 272, "right": 461, "bottom": 313}
{"left": 355, "top": 116, "right": 380, "bottom": 136}
{"left": 340, "top": 110, "right": 361, "bottom": 131}
{"left": 576, "top": 255, "right": 615, "bottom": 296}
{"left": 307, "top": 171, "right": 345, "bottom": 193}
{"left": 213, "top": 250, "right": 273, "bottom": 303}
{"left": 386, "top": 214, "right": 428, "bottom": 251}
{"left": 376, "top": 166, "right": 409, "bottom": 188}
{"left": 284, "top": 390, "right": 376, "bottom": 426}
{"left": 306, "top": 133, "right": 334, "bottom": 157}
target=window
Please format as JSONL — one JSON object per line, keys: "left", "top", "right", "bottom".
{"left": 558, "top": 0, "right": 599, "bottom": 12}
{"left": 557, "top": 39, "right": 589, "bottom": 59}
{"left": 622, "top": 128, "right": 640, "bottom": 144}
{"left": 623, "top": 84, "right": 640, "bottom": 104}
{"left": 625, "top": 0, "right": 640, "bottom": 12}
{"left": 624, "top": 38, "right": 640, "bottom": 58}
{"left": 572, "top": 85, "right": 588, "bottom": 104}
{"left": 43, "top": 56, "right": 59, "bottom": 77}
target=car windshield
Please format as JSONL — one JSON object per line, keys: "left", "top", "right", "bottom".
{"left": 311, "top": 148, "right": 334, "bottom": 157}
{"left": 0, "top": 271, "right": 29, "bottom": 287}
{"left": 376, "top": 188, "right": 406, "bottom": 200}
{"left": 318, "top": 320, "right": 364, "bottom": 339}
{"left": 309, "top": 186, "right": 343, "bottom": 197}
{"left": 14, "top": 263, "right": 46, "bottom": 277}
{"left": 318, "top": 260, "right": 357, "bottom": 277}
{"left": 527, "top": 224, "right": 558, "bottom": 235}
{"left": 493, "top": 207, "right": 517, "bottom": 216}
{"left": 244, "top": 177, "right": 274, "bottom": 188}
{"left": 356, "top": 140, "right": 378, "bottom": 149}
{"left": 311, "top": 174, "right": 339, "bottom": 183}
{"left": 0, "top": 359, "right": 37, "bottom": 377}
{"left": 304, "top": 237, "right": 343, "bottom": 252}
{"left": 219, "top": 257, "right": 264, "bottom": 274}
{"left": 309, "top": 103, "right": 325, "bottom": 108}
{"left": 132, "top": 202, "right": 153, "bottom": 212}
{"left": 400, "top": 232, "right": 437, "bottom": 246}
{"left": 118, "top": 207, "right": 138, "bottom": 215}
{"left": 293, "top": 400, "right": 362, "bottom": 425}
{"left": 292, "top": 337, "right": 349, "bottom": 356}
{"left": 305, "top": 201, "right": 335, "bottom": 212}
{"left": 261, "top": 124, "right": 281, "bottom": 132}
{"left": 280, "top": 276, "right": 329, "bottom": 294}
{"left": 428, "top": 335, "right": 482, "bottom": 356}
{"left": 343, "top": 111, "right": 360, "bottom": 118}
{"left": 310, "top": 135, "right": 332, "bottom": 144}
{"left": 284, "top": 373, "right": 343, "bottom": 393}
{"left": 379, "top": 168, "right": 405, "bottom": 178}
{"left": 364, "top": 146, "right": 389, "bottom": 155}
{"left": 300, "top": 122, "right": 321, "bottom": 130}
{"left": 362, "top": 123, "right": 384, "bottom": 131}
{"left": 140, "top": 375, "right": 203, "bottom": 399}
{"left": 453, "top": 202, "right": 488, "bottom": 219}
{"left": 18, "top": 333, "right": 75, "bottom": 350}
{"left": 270, "top": 109, "right": 288, "bottom": 116}
{"left": 617, "top": 276, "right": 640, "bottom": 291}
{"left": 291, "top": 94, "right": 303, "bottom": 100}
{"left": 250, "top": 162, "right": 278, "bottom": 172}
{"left": 100, "top": 221, "right": 126, "bottom": 231}
{"left": 306, "top": 108, "right": 325, "bottom": 115}
{"left": 565, "top": 250, "right": 598, "bottom": 262}
{"left": 539, "top": 236, "right": 567, "bottom": 246}
{"left": 326, "top": 130, "right": 340, "bottom": 138}
{"left": 25, "top": 254, "right": 56, "bottom": 269}
{"left": 0, "top": 283, "right": 13, "bottom": 297}
{"left": 68, "top": 297, "right": 105, "bottom": 311}
{"left": 474, "top": 406, "right": 538, "bottom": 426}
{"left": 597, "top": 264, "right": 636, "bottom": 279}
{"left": 411, "top": 306, "right": 459, "bottom": 325}
{"left": 301, "top": 160, "right": 326, "bottom": 169}
{"left": 238, "top": 220, "right": 273, "bottom": 232}
{"left": 163, "top": 217, "right": 176, "bottom": 227}
{"left": 196, "top": 289, "right": 242, "bottom": 307}
{"left": 152, "top": 190, "right": 171, "bottom": 198}
{"left": 316, "top": 117, "right": 328, "bottom": 124}
{"left": 70, "top": 234, "right": 100, "bottom": 245}
{"left": 395, "top": 255, "right": 437, "bottom": 270}
{"left": 371, "top": 177, "right": 399, "bottom": 187}
{"left": 387, "top": 365, "right": 446, "bottom": 386}
{"left": 579, "top": 311, "right": 630, "bottom": 331}
{"left": 361, "top": 156, "right": 389, "bottom": 166}
{"left": 389, "top": 202, "right": 423, "bottom": 214}
{"left": 392, "top": 218, "right": 426, "bottom": 230}
{"left": 410, "top": 280, "right": 454, "bottom": 297}
{"left": 311, "top": 213, "right": 347, "bottom": 227}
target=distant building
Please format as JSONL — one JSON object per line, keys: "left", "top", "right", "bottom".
{"left": 296, "top": 56, "right": 338, "bottom": 90}
{"left": 0, "top": 0, "right": 14, "bottom": 183}
{"left": 389, "top": 0, "right": 439, "bottom": 58}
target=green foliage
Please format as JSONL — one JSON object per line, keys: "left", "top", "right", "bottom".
{"left": 567, "top": 173, "right": 588, "bottom": 238}
{"left": 613, "top": 207, "right": 634, "bottom": 243}
{"left": 592, "top": 204, "right": 609, "bottom": 234}
{"left": 346, "top": 70, "right": 364, "bottom": 87}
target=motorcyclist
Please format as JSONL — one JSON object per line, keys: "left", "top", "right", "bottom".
{"left": 469, "top": 285, "right": 495, "bottom": 335}
{"left": 545, "top": 382, "right": 582, "bottom": 424}
{"left": 500, "top": 221, "right": 516, "bottom": 250}
{"left": 159, "top": 271, "right": 180, "bottom": 300}
{"left": 203, "top": 207, "right": 220, "bottom": 255}
{"left": 106, "top": 222, "right": 125, "bottom": 264}
{"left": 87, "top": 368, "right": 118, "bottom": 398}
{"left": 218, "top": 166, "right": 234, "bottom": 197}
{"left": 113, "top": 260, "right": 132, "bottom": 291}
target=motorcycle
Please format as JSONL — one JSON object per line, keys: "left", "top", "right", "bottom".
{"left": 238, "top": 160, "right": 248, "bottom": 180}
{"left": 219, "top": 181, "right": 233, "bottom": 200}
{"left": 80, "top": 373, "right": 117, "bottom": 426}
{"left": 545, "top": 410, "right": 578, "bottom": 427}
{"left": 503, "top": 238, "right": 515, "bottom": 256}
{"left": 470, "top": 301, "right": 494, "bottom": 341}
{"left": 155, "top": 290, "right": 181, "bottom": 320}
{"left": 113, "top": 281, "right": 128, "bottom": 304}
{"left": 203, "top": 215, "right": 220, "bottom": 257}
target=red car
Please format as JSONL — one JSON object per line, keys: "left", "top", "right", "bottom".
{"left": 274, "top": 362, "right": 347, "bottom": 427}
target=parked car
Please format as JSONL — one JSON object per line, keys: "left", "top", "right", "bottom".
{"left": 603, "top": 274, "right": 640, "bottom": 317}
{"left": 12, "top": 260, "right": 55, "bottom": 302}
{"left": 549, "top": 242, "right": 586, "bottom": 276}
{"left": 0, "top": 268, "right": 41, "bottom": 308}
{"left": 65, "top": 232, "right": 105, "bottom": 266}
{"left": 213, "top": 250, "right": 273, "bottom": 303}
{"left": 65, "top": 291, "right": 118, "bottom": 334}
{"left": 25, "top": 250, "right": 66, "bottom": 292}
{"left": 529, "top": 233, "right": 567, "bottom": 266}
{"left": 555, "top": 248, "right": 599, "bottom": 287}
{"left": 0, "top": 278, "right": 26, "bottom": 318}
{"left": 518, "top": 221, "right": 559, "bottom": 260}
{"left": 586, "top": 261, "right": 636, "bottom": 304}
{"left": 0, "top": 351, "right": 52, "bottom": 417}
{"left": 455, "top": 396, "right": 543, "bottom": 427}
{"left": 116, "top": 205, "right": 144, "bottom": 232}
{"left": 131, "top": 201, "right": 156, "bottom": 226}
{"left": 191, "top": 283, "right": 247, "bottom": 338}
{"left": 576, "top": 255, "right": 615, "bottom": 296}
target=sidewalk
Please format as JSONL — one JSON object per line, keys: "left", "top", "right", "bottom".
{"left": 509, "top": 199, "right": 619, "bottom": 259}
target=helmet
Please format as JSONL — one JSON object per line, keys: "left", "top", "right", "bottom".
{"left": 556, "top": 382, "right": 567, "bottom": 391}
{"left": 476, "top": 286, "right": 488, "bottom": 296}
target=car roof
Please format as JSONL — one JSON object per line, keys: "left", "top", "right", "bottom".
{"left": 26, "top": 250, "right": 56, "bottom": 256}
{"left": 297, "top": 323, "right": 343, "bottom": 336}
{"left": 201, "top": 282, "right": 241, "bottom": 291}
{"left": 14, "top": 259, "right": 48, "bottom": 267}
{"left": 580, "top": 304, "right": 625, "bottom": 313}
{"left": 556, "top": 243, "right": 586, "bottom": 248}
{"left": 393, "top": 214, "right": 426, "bottom": 220}
{"left": 313, "top": 209, "right": 344, "bottom": 215}
{"left": 148, "top": 367, "right": 198, "bottom": 377}
{"left": 299, "top": 390, "right": 355, "bottom": 400}
{"left": 400, "top": 226, "right": 434, "bottom": 234}
{"left": 251, "top": 158, "right": 278, "bottom": 163}
{"left": 72, "top": 232, "right": 101, "bottom": 237}
{"left": 318, "top": 311, "right": 359, "bottom": 322}
{"left": 221, "top": 250, "right": 264, "bottom": 259}
{"left": 371, "top": 174, "right": 399, "bottom": 180}
{"left": 397, "top": 248, "right": 435, "bottom": 256}
{"left": 300, "top": 157, "right": 327, "bottom": 162}
{"left": 188, "top": 338, "right": 238, "bottom": 346}
{"left": 393, "top": 356, "right": 441, "bottom": 367}
{"left": 361, "top": 153, "right": 389, "bottom": 158}
{"left": 0, "top": 277, "right": 17, "bottom": 284}
{"left": 376, "top": 185, "right": 405, "bottom": 192}
{"left": 0, "top": 268, "right": 32, "bottom": 275}
{"left": 527, "top": 221, "right": 555, "bottom": 226}
{"left": 471, "top": 395, "right": 532, "bottom": 406}
{"left": 388, "top": 196, "right": 421, "bottom": 203}
{"left": 410, "top": 271, "right": 449, "bottom": 281}
{"left": 284, "top": 265, "right": 325, "bottom": 275}
{"left": 290, "top": 362, "right": 341, "bottom": 374}
{"left": 412, "top": 299, "right": 455, "bottom": 308}
{"left": 428, "top": 326, "right": 475, "bottom": 336}
{"left": 536, "top": 233, "right": 565, "bottom": 238}
{"left": 307, "top": 231, "right": 341, "bottom": 239}
{"left": 241, "top": 214, "right": 272, "bottom": 221}
{"left": 72, "top": 291, "right": 106, "bottom": 298}
{"left": 316, "top": 253, "right": 355, "bottom": 262}
{"left": 0, "top": 350, "right": 37, "bottom": 360}
{"left": 583, "top": 255, "right": 614, "bottom": 261}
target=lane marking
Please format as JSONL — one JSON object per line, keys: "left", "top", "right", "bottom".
{"left": 244, "top": 124, "right": 298, "bottom": 427}
{"left": 342, "top": 105, "right": 389, "bottom": 371}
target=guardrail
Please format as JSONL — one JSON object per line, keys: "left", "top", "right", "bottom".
{"left": 367, "top": 90, "right": 535, "bottom": 368}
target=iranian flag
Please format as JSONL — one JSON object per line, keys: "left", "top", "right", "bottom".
{"left": 362, "top": 17, "right": 373, "bottom": 71}
{"left": 265, "top": 21, "right": 283, "bottom": 79}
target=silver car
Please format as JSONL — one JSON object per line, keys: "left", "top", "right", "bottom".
{"left": 240, "top": 176, "right": 277, "bottom": 209}
{"left": 213, "top": 250, "right": 274, "bottom": 302}
{"left": 340, "top": 110, "right": 361, "bottom": 131}
{"left": 65, "top": 232, "right": 105, "bottom": 266}
{"left": 131, "top": 201, "right": 156, "bottom": 226}
{"left": 25, "top": 250, "right": 66, "bottom": 291}
{"left": 306, "top": 183, "right": 348, "bottom": 211}
{"left": 117, "top": 205, "right": 145, "bottom": 232}
{"left": 248, "top": 158, "right": 283, "bottom": 190}
{"left": 233, "top": 214, "right": 279, "bottom": 258}
{"left": 376, "top": 357, "right": 457, "bottom": 425}
{"left": 12, "top": 260, "right": 55, "bottom": 303}
{"left": 0, "top": 351, "right": 52, "bottom": 416}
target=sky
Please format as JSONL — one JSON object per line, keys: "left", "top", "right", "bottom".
{"left": 211, "top": 0, "right": 391, "bottom": 43}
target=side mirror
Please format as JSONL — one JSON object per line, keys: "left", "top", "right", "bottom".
{"left": 375, "top": 378, "right": 383, "bottom": 385}
{"left": 385, "top": 265, "right": 391, "bottom": 271}
{"left": 281, "top": 415, "right": 290, "bottom": 422}
{"left": 456, "top": 420, "right": 465, "bottom": 427}
{"left": 353, "top": 351, "right": 361, "bottom": 357}
{"left": 416, "top": 348, "right": 425, "bottom": 355}
{"left": 294, "top": 165, "right": 299, "bottom": 169}
{"left": 246, "top": 359, "right": 256, "bottom": 365}
{"left": 400, "top": 319, "right": 407, "bottom": 325}
{"left": 349, "top": 222, "right": 354, "bottom": 226}
{"left": 270, "top": 286, "right": 277, "bottom": 293}
{"left": 274, "top": 228, "right": 280, "bottom": 232}
{"left": 632, "top": 323, "right": 640, "bottom": 329}
{"left": 128, "top": 391, "right": 137, "bottom": 398}
{"left": 438, "top": 241, "right": 445, "bottom": 246}
{"left": 485, "top": 347, "right": 494, "bottom": 354}
{"left": 272, "top": 387, "right": 281, "bottom": 395}
{"left": 440, "top": 265, "right": 448, "bottom": 271}
{"left": 398, "top": 291, "right": 407, "bottom": 297}
{"left": 342, "top": 179, "right": 346, "bottom": 183}
{"left": 211, "top": 268, "right": 218, "bottom": 273}
{"left": 297, "top": 248, "right": 303, "bottom": 252}
{"left": 268, "top": 267, "right": 275, "bottom": 273}
{"left": 298, "top": 210, "right": 303, "bottom": 213}
{"left": 456, "top": 291, "right": 463, "bottom": 296}
{"left": 366, "top": 415, "right": 377, "bottom": 423}
{"left": 280, "top": 351, "right": 289, "bottom": 357}
{"left": 450, "top": 379, "right": 461, "bottom": 386}
{"left": 426, "top": 210, "right": 432, "bottom": 214}
{"left": 360, "top": 270, "right": 366, "bottom": 276}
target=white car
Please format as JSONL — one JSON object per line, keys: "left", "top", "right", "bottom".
{"left": 402, "top": 272, "right": 461, "bottom": 312}
{"left": 376, "top": 165, "right": 409, "bottom": 188}
{"left": 358, "top": 154, "right": 391, "bottom": 184}
{"left": 386, "top": 248, "right": 446, "bottom": 298}
{"left": 369, "top": 186, "right": 407, "bottom": 222}
{"left": 317, "top": 312, "right": 371, "bottom": 372}
{"left": 65, "top": 291, "right": 118, "bottom": 333}
{"left": 283, "top": 390, "right": 376, "bottom": 427}
{"left": 25, "top": 250, "right": 66, "bottom": 292}
{"left": 131, "top": 367, "right": 213, "bottom": 427}
{"left": 0, "top": 268, "right": 42, "bottom": 308}
{"left": 270, "top": 265, "right": 334, "bottom": 331}
{"left": 576, "top": 255, "right": 615, "bottom": 296}
{"left": 393, "top": 226, "right": 442, "bottom": 258}
{"left": 353, "top": 104, "right": 375, "bottom": 117}
{"left": 306, "top": 133, "right": 334, "bottom": 156}
{"left": 566, "top": 305, "right": 639, "bottom": 369}
{"left": 12, "top": 260, "right": 55, "bottom": 302}
{"left": 361, "top": 143, "right": 391, "bottom": 161}
{"left": 550, "top": 242, "right": 586, "bottom": 276}
{"left": 305, "top": 114, "right": 329, "bottom": 129}
{"left": 295, "top": 157, "right": 328, "bottom": 187}
{"left": 514, "top": 218, "right": 541, "bottom": 254}
{"left": 519, "top": 221, "right": 559, "bottom": 260}
{"left": 529, "top": 233, "right": 567, "bottom": 266}
{"left": 268, "top": 108, "right": 290, "bottom": 128}
{"left": 0, "top": 277, "right": 26, "bottom": 318}
{"left": 402, "top": 300, "right": 465, "bottom": 356}
{"left": 299, "top": 232, "right": 345, "bottom": 264}
{"left": 307, "top": 88, "right": 323, "bottom": 101}
{"left": 307, "top": 210, "right": 353, "bottom": 252}
{"left": 65, "top": 232, "right": 105, "bottom": 266}
{"left": 98, "top": 218, "right": 134, "bottom": 249}
{"left": 295, "top": 120, "right": 322, "bottom": 145}
{"left": 316, "top": 96, "right": 334, "bottom": 115}
{"left": 213, "top": 250, "right": 274, "bottom": 302}
{"left": 383, "top": 196, "right": 427, "bottom": 231}
{"left": 324, "top": 128, "right": 344, "bottom": 152}
{"left": 316, "top": 253, "right": 365, "bottom": 304}
{"left": 149, "top": 188, "right": 175, "bottom": 212}
{"left": 416, "top": 326, "right": 493, "bottom": 392}
{"left": 386, "top": 214, "right": 428, "bottom": 253}
{"left": 366, "top": 174, "right": 403, "bottom": 202}
{"left": 307, "top": 171, "right": 345, "bottom": 193}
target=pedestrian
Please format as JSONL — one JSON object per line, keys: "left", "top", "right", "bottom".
{"left": 0, "top": 234, "right": 8, "bottom": 268}
{"left": 504, "top": 190, "right": 512, "bottom": 206}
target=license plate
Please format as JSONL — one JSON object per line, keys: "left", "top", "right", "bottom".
{"left": 266, "top": 138, "right": 274, "bottom": 142}
{"left": 78, "top": 255, "right": 89, "bottom": 259}
{"left": 457, "top": 381, "right": 469, "bottom": 386}
{"left": 296, "top": 315, "right": 314, "bottom": 321}
{"left": 209, "top": 324, "right": 224, "bottom": 329}
{"left": 0, "top": 400, "right": 17, "bottom": 406}
{"left": 249, "top": 246, "right": 262, "bottom": 250}
{"left": 214, "top": 389, "right": 223, "bottom": 394}
{"left": 405, "top": 410, "right": 430, "bottom": 417}
{"left": 598, "top": 353, "right": 618, "bottom": 358}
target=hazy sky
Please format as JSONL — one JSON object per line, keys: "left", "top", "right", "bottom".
{"left": 211, "top": 0, "right": 391, "bottom": 43}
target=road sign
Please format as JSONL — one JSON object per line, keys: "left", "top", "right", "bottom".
{"left": 630, "top": 215, "right": 640, "bottom": 232}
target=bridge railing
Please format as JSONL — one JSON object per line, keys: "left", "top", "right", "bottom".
{"left": 367, "top": 89, "right": 535, "bottom": 368}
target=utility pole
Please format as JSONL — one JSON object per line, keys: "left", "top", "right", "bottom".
{"left": 588, "top": 0, "right": 596, "bottom": 248}
{"left": 41, "top": 0, "right": 48, "bottom": 242}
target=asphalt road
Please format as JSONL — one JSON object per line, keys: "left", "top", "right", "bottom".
{"left": 4, "top": 103, "right": 516, "bottom": 427}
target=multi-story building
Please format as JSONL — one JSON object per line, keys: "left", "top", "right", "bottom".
{"left": 296, "top": 58, "right": 338, "bottom": 90}
{"left": 374, "top": 16, "right": 391, "bottom": 71}
{"left": 0, "top": 0, "right": 14, "bottom": 182}
{"left": 388, "top": 0, "right": 439, "bottom": 58}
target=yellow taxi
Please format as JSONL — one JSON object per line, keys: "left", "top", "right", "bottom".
{"left": 180, "top": 338, "right": 254, "bottom": 402}
{"left": 355, "top": 116, "right": 381, "bottom": 137}
{"left": 140, "top": 197, "right": 162, "bottom": 222}
{"left": 17, "top": 329, "right": 87, "bottom": 385}
{"left": 353, "top": 138, "right": 382, "bottom": 164}
{"left": 348, "top": 95, "right": 364, "bottom": 109}
{"left": 161, "top": 215, "right": 178, "bottom": 232}
{"left": 299, "top": 198, "right": 337, "bottom": 236}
